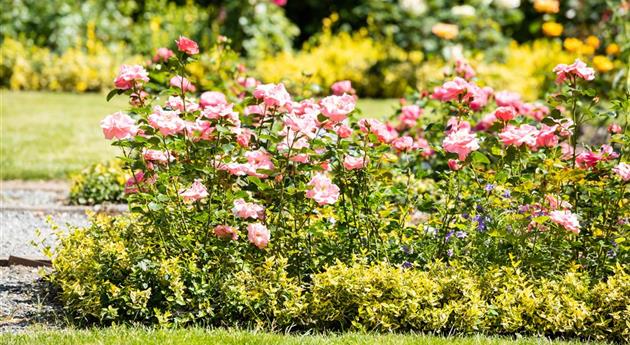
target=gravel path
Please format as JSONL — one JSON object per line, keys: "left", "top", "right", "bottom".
{"left": 0, "top": 266, "right": 62, "bottom": 334}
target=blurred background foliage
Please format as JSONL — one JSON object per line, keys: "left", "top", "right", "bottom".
{"left": 1, "top": 0, "right": 627, "bottom": 98}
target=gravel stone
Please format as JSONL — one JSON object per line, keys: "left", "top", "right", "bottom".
{"left": 0, "top": 266, "right": 62, "bottom": 334}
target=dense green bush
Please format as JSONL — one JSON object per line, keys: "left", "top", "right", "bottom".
{"left": 68, "top": 161, "right": 127, "bottom": 205}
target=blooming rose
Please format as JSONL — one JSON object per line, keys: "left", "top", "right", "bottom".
{"left": 553, "top": 59, "right": 595, "bottom": 84}
{"left": 306, "top": 173, "right": 340, "bottom": 205}
{"left": 153, "top": 47, "right": 174, "bottom": 62}
{"left": 179, "top": 179, "right": 208, "bottom": 203}
{"left": 442, "top": 128, "right": 479, "bottom": 160}
{"left": 549, "top": 210, "right": 580, "bottom": 234}
{"left": 392, "top": 136, "right": 414, "bottom": 152}
{"left": 200, "top": 91, "right": 227, "bottom": 108}
{"left": 331, "top": 80, "right": 355, "bottom": 96}
{"left": 431, "top": 77, "right": 469, "bottom": 102}
{"left": 320, "top": 94, "right": 356, "bottom": 122}
{"left": 576, "top": 145, "right": 619, "bottom": 169}
{"left": 494, "top": 106, "right": 517, "bottom": 122}
{"left": 142, "top": 149, "right": 173, "bottom": 164}
{"left": 100, "top": 112, "right": 138, "bottom": 140}
{"left": 166, "top": 96, "right": 199, "bottom": 113}
{"left": 398, "top": 105, "right": 422, "bottom": 128}
{"left": 114, "top": 65, "right": 149, "bottom": 90}
{"left": 519, "top": 102, "right": 549, "bottom": 121}
{"left": 176, "top": 36, "right": 199, "bottom": 55}
{"left": 534, "top": 124, "right": 558, "bottom": 148}
{"left": 335, "top": 123, "right": 353, "bottom": 138}
{"left": 448, "top": 159, "right": 461, "bottom": 171}
{"left": 253, "top": 83, "right": 292, "bottom": 109}
{"left": 170, "top": 76, "right": 196, "bottom": 92}
{"left": 232, "top": 199, "right": 265, "bottom": 219}
{"left": 494, "top": 90, "right": 522, "bottom": 108}
{"left": 247, "top": 223, "right": 270, "bottom": 249}
{"left": 124, "top": 171, "right": 145, "bottom": 194}
{"left": 343, "top": 155, "right": 368, "bottom": 170}
{"left": 148, "top": 106, "right": 186, "bottom": 136}
{"left": 358, "top": 118, "right": 398, "bottom": 143}
{"left": 214, "top": 225, "right": 238, "bottom": 240}
{"left": 608, "top": 123, "right": 622, "bottom": 134}
{"left": 612, "top": 162, "right": 630, "bottom": 181}
{"left": 498, "top": 124, "right": 539, "bottom": 149}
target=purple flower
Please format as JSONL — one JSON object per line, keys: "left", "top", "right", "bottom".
{"left": 445, "top": 231, "right": 454, "bottom": 242}
{"left": 462, "top": 212, "right": 469, "bottom": 219}
{"left": 401, "top": 245, "right": 412, "bottom": 254}
{"left": 484, "top": 184, "right": 495, "bottom": 192}
{"left": 503, "top": 189, "right": 511, "bottom": 198}
{"left": 447, "top": 249, "right": 454, "bottom": 257}
{"left": 473, "top": 215, "right": 487, "bottom": 231}
{"left": 402, "top": 261, "right": 413, "bottom": 269}
{"left": 455, "top": 231, "right": 467, "bottom": 239}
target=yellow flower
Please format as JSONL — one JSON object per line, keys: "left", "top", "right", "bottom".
{"left": 592, "top": 55, "right": 614, "bottom": 72}
{"left": 579, "top": 44, "right": 595, "bottom": 56}
{"left": 606, "top": 43, "right": 620, "bottom": 55}
{"left": 563, "top": 38, "right": 582, "bottom": 52}
{"left": 542, "top": 22, "right": 563, "bottom": 37}
{"left": 585, "top": 35, "right": 600, "bottom": 48}
{"left": 534, "top": 0, "right": 560, "bottom": 13}
{"left": 432, "top": 23, "right": 459, "bottom": 40}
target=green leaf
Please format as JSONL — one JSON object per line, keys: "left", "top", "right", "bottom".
{"left": 471, "top": 151, "right": 490, "bottom": 164}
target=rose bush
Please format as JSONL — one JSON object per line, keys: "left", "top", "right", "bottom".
{"left": 48, "top": 36, "right": 628, "bottom": 337}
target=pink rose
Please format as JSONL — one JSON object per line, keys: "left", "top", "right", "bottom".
{"left": 232, "top": 199, "right": 265, "bottom": 219}
{"left": 475, "top": 113, "right": 497, "bottom": 131}
{"left": 608, "top": 123, "right": 622, "bottom": 134}
{"left": 233, "top": 127, "right": 254, "bottom": 148}
{"left": 545, "top": 194, "right": 572, "bottom": 210}
{"left": 253, "top": 83, "right": 292, "bottom": 109}
{"left": 392, "top": 136, "right": 414, "bottom": 152}
{"left": 200, "top": 91, "right": 228, "bottom": 108}
{"left": 398, "top": 105, "right": 422, "bottom": 128}
{"left": 442, "top": 128, "right": 479, "bottom": 160}
{"left": 237, "top": 76, "right": 258, "bottom": 88}
{"left": 535, "top": 124, "right": 559, "bottom": 148}
{"left": 148, "top": 106, "right": 186, "bottom": 136}
{"left": 519, "top": 102, "right": 549, "bottom": 121}
{"left": 320, "top": 94, "right": 356, "bottom": 122}
{"left": 455, "top": 59, "right": 475, "bottom": 80}
{"left": 176, "top": 36, "right": 199, "bottom": 55}
{"left": 549, "top": 210, "right": 580, "bottom": 234}
{"left": 431, "top": 77, "right": 469, "bottom": 102}
{"left": 448, "top": 159, "right": 461, "bottom": 171}
{"left": 498, "top": 124, "right": 539, "bottom": 149}
{"left": 306, "top": 173, "right": 340, "bottom": 205}
{"left": 125, "top": 171, "right": 145, "bottom": 194}
{"left": 467, "top": 85, "right": 493, "bottom": 111}
{"left": 214, "top": 225, "right": 238, "bottom": 240}
{"left": 612, "top": 162, "right": 630, "bottom": 181}
{"left": 114, "top": 64, "right": 149, "bottom": 90}
{"left": 414, "top": 138, "right": 434, "bottom": 157}
{"left": 170, "top": 76, "right": 196, "bottom": 92}
{"left": 494, "top": 90, "right": 522, "bottom": 108}
{"left": 153, "top": 47, "right": 174, "bottom": 62}
{"left": 335, "top": 123, "right": 353, "bottom": 138}
{"left": 273, "top": 0, "right": 287, "bottom": 6}
{"left": 576, "top": 145, "right": 619, "bottom": 169}
{"left": 343, "top": 156, "right": 368, "bottom": 170}
{"left": 247, "top": 223, "right": 270, "bottom": 249}
{"left": 166, "top": 96, "right": 199, "bottom": 113}
{"left": 179, "top": 179, "right": 208, "bottom": 203}
{"left": 331, "top": 80, "right": 355, "bottom": 95}
{"left": 358, "top": 118, "right": 398, "bottom": 143}
{"left": 100, "top": 112, "right": 138, "bottom": 140}
{"left": 553, "top": 59, "right": 595, "bottom": 84}
{"left": 494, "top": 106, "right": 516, "bottom": 122}
{"left": 142, "top": 149, "right": 173, "bottom": 164}
{"left": 284, "top": 112, "right": 318, "bottom": 138}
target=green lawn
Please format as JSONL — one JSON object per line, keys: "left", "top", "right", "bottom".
{"left": 1, "top": 327, "right": 606, "bottom": 345}
{"left": 0, "top": 91, "right": 396, "bottom": 180}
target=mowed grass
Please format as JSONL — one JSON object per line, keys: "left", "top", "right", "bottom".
{"left": 0, "top": 90, "right": 397, "bottom": 180}
{"left": 0, "top": 327, "right": 607, "bottom": 345}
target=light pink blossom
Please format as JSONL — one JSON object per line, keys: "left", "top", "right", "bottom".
{"left": 306, "top": 174, "right": 340, "bottom": 205}
{"left": 100, "top": 112, "right": 138, "bottom": 140}
{"left": 114, "top": 64, "right": 149, "bottom": 90}
{"left": 612, "top": 162, "right": 630, "bottom": 181}
{"left": 200, "top": 91, "right": 227, "bottom": 108}
{"left": 494, "top": 106, "right": 516, "bottom": 122}
{"left": 536, "top": 124, "right": 559, "bottom": 148}
{"left": 320, "top": 94, "right": 356, "bottom": 122}
{"left": 448, "top": 159, "right": 461, "bottom": 171}
{"left": 442, "top": 128, "right": 479, "bottom": 160}
{"left": 608, "top": 123, "right": 622, "bottom": 134}
{"left": 153, "top": 47, "right": 174, "bottom": 62}
{"left": 143, "top": 149, "right": 173, "bottom": 164}
{"left": 214, "top": 225, "right": 238, "bottom": 240}
{"left": 553, "top": 59, "right": 595, "bottom": 84}
{"left": 549, "top": 210, "right": 580, "bottom": 234}
{"left": 253, "top": 83, "right": 292, "bottom": 109}
{"left": 343, "top": 156, "right": 368, "bottom": 170}
{"left": 247, "top": 223, "right": 270, "bottom": 249}
{"left": 431, "top": 77, "right": 469, "bottom": 102}
{"left": 398, "top": 105, "right": 422, "bottom": 128}
{"left": 331, "top": 80, "right": 355, "bottom": 95}
{"left": 232, "top": 199, "right": 265, "bottom": 219}
{"left": 176, "top": 36, "right": 199, "bottom": 55}
{"left": 335, "top": 123, "right": 353, "bottom": 138}
{"left": 148, "top": 106, "right": 186, "bottom": 136}
{"left": 392, "top": 136, "right": 414, "bottom": 152}
{"left": 494, "top": 90, "right": 522, "bottom": 108}
{"left": 498, "top": 124, "right": 539, "bottom": 149}
{"left": 179, "top": 179, "right": 208, "bottom": 203}
{"left": 170, "top": 76, "right": 196, "bottom": 92}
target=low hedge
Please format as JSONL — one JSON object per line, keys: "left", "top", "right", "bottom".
{"left": 47, "top": 215, "right": 629, "bottom": 342}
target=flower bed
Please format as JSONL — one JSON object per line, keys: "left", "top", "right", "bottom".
{"left": 47, "top": 36, "right": 628, "bottom": 340}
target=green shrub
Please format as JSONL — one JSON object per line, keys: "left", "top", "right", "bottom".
{"left": 69, "top": 160, "right": 127, "bottom": 205}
